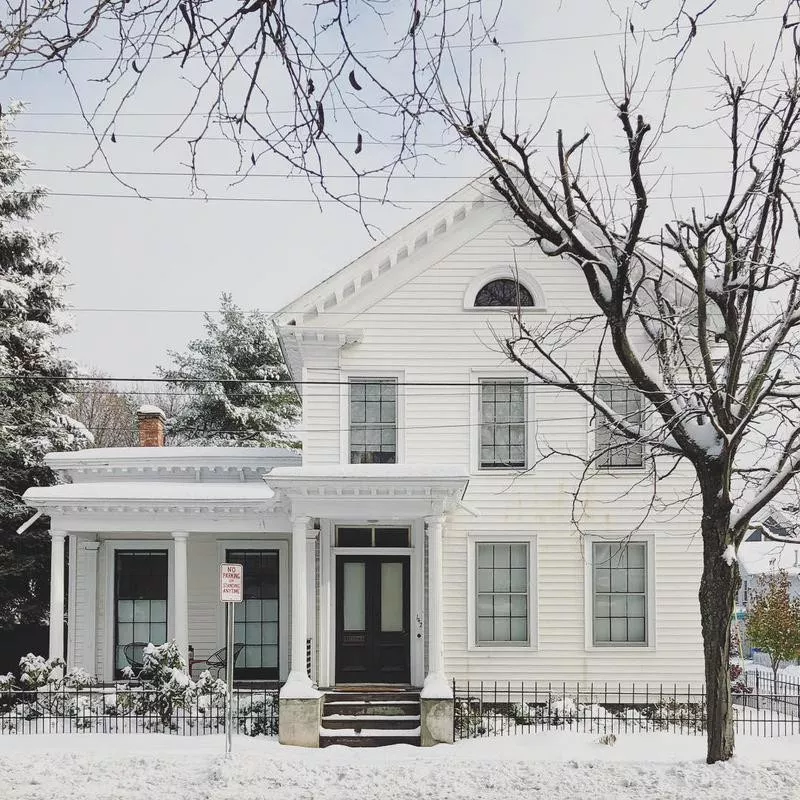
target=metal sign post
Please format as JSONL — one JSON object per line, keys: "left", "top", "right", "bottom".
{"left": 219, "top": 563, "right": 243, "bottom": 756}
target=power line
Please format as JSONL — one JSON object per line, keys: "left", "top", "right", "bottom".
{"left": 6, "top": 15, "right": 782, "bottom": 64}
{"left": 35, "top": 190, "right": 763, "bottom": 204}
{"left": 16, "top": 84, "right": 723, "bottom": 117}
{"left": 9, "top": 128, "right": 761, "bottom": 150}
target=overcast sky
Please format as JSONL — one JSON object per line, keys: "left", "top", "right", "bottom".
{"left": 3, "top": 0, "right": 791, "bottom": 378}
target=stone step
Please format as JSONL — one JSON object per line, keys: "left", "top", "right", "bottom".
{"left": 319, "top": 728, "right": 421, "bottom": 748}
{"left": 323, "top": 700, "right": 420, "bottom": 717}
{"left": 324, "top": 691, "right": 420, "bottom": 704}
{"left": 321, "top": 714, "right": 421, "bottom": 730}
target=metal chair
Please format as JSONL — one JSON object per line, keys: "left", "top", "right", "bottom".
{"left": 123, "top": 642, "right": 148, "bottom": 675}
{"left": 191, "top": 643, "right": 245, "bottom": 680}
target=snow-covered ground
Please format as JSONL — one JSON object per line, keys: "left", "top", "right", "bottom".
{"left": 2, "top": 733, "right": 800, "bottom": 799}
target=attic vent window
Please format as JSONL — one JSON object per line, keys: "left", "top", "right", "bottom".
{"left": 474, "top": 279, "right": 535, "bottom": 308}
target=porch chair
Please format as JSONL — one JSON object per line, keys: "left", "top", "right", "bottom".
{"left": 122, "top": 642, "right": 148, "bottom": 676}
{"left": 190, "top": 643, "right": 245, "bottom": 681}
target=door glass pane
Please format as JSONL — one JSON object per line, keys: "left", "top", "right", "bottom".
{"left": 343, "top": 561, "right": 366, "bottom": 631}
{"left": 381, "top": 562, "right": 404, "bottom": 632}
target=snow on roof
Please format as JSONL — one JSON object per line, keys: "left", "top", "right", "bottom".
{"left": 45, "top": 446, "right": 301, "bottom": 471}
{"left": 267, "top": 464, "right": 468, "bottom": 481}
{"left": 738, "top": 540, "right": 800, "bottom": 577}
{"left": 23, "top": 481, "right": 276, "bottom": 506}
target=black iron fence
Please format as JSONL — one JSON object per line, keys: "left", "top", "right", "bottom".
{"left": 453, "top": 673, "right": 800, "bottom": 740}
{"left": 0, "top": 686, "right": 278, "bottom": 736}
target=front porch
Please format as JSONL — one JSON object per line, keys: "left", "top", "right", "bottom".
{"left": 25, "top": 453, "right": 467, "bottom": 747}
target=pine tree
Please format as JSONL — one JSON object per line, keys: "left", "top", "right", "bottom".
{"left": 0, "top": 108, "right": 91, "bottom": 627}
{"left": 158, "top": 294, "right": 300, "bottom": 447}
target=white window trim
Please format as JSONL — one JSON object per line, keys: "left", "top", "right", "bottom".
{"left": 467, "top": 533, "right": 538, "bottom": 652}
{"left": 215, "top": 539, "right": 290, "bottom": 682}
{"left": 103, "top": 539, "right": 174, "bottom": 683}
{"left": 463, "top": 266, "right": 547, "bottom": 312}
{"left": 470, "top": 369, "right": 536, "bottom": 474}
{"left": 588, "top": 381, "right": 648, "bottom": 474}
{"left": 583, "top": 534, "right": 656, "bottom": 652}
{"left": 339, "top": 369, "right": 406, "bottom": 465}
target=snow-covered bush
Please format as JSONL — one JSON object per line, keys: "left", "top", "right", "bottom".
{"left": 236, "top": 694, "right": 277, "bottom": 737}
{"left": 18, "top": 654, "right": 65, "bottom": 689}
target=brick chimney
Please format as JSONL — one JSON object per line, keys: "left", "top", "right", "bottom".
{"left": 137, "top": 405, "right": 166, "bottom": 447}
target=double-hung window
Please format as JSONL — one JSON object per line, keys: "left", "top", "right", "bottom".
{"left": 349, "top": 378, "right": 397, "bottom": 464}
{"left": 480, "top": 379, "right": 527, "bottom": 469}
{"left": 592, "top": 541, "right": 647, "bottom": 646}
{"left": 595, "top": 382, "right": 644, "bottom": 468}
{"left": 476, "top": 542, "right": 530, "bottom": 645}
{"left": 114, "top": 550, "right": 168, "bottom": 677}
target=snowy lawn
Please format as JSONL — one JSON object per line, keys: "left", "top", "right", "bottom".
{"left": 2, "top": 733, "right": 800, "bottom": 799}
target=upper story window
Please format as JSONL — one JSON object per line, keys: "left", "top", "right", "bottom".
{"left": 474, "top": 279, "right": 535, "bottom": 308}
{"left": 595, "top": 382, "right": 644, "bottom": 469}
{"left": 480, "top": 379, "right": 527, "bottom": 469}
{"left": 349, "top": 378, "right": 397, "bottom": 464}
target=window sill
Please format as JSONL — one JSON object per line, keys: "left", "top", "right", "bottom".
{"left": 585, "top": 644, "right": 655, "bottom": 653}
{"left": 462, "top": 306, "right": 548, "bottom": 314}
{"left": 468, "top": 643, "right": 538, "bottom": 653}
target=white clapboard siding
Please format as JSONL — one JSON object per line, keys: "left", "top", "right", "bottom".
{"left": 299, "top": 212, "right": 706, "bottom": 685}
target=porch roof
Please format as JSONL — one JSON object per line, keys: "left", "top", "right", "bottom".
{"left": 265, "top": 464, "right": 469, "bottom": 518}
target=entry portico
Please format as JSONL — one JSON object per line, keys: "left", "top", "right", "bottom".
{"left": 266, "top": 464, "right": 468, "bottom": 697}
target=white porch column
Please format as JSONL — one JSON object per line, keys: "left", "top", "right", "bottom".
{"left": 48, "top": 530, "right": 67, "bottom": 665}
{"left": 423, "top": 514, "right": 450, "bottom": 697}
{"left": 82, "top": 541, "right": 101, "bottom": 675}
{"left": 171, "top": 532, "right": 189, "bottom": 669}
{"left": 282, "top": 514, "right": 315, "bottom": 695}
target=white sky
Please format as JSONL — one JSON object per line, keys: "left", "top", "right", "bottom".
{"left": 3, "top": 0, "right": 791, "bottom": 377}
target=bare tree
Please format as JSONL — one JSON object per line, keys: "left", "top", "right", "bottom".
{"left": 72, "top": 372, "right": 138, "bottom": 447}
{"left": 6, "top": 0, "right": 800, "bottom": 764}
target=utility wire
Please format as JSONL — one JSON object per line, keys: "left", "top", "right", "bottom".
{"left": 6, "top": 15, "right": 782, "bottom": 63}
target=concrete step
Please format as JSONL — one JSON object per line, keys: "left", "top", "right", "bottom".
{"left": 319, "top": 728, "right": 421, "bottom": 748}
{"left": 323, "top": 700, "right": 420, "bottom": 717}
{"left": 324, "top": 691, "right": 420, "bottom": 703}
{"left": 321, "top": 714, "right": 421, "bottom": 730}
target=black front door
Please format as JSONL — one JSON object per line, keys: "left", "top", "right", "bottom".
{"left": 335, "top": 555, "right": 410, "bottom": 684}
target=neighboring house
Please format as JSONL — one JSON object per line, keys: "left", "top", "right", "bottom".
{"left": 23, "top": 178, "right": 706, "bottom": 746}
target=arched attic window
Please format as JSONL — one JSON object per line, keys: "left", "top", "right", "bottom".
{"left": 474, "top": 278, "right": 535, "bottom": 308}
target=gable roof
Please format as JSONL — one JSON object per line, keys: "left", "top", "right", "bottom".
{"left": 272, "top": 175, "right": 502, "bottom": 326}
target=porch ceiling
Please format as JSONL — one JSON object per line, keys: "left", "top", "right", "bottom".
{"left": 265, "top": 464, "right": 469, "bottom": 518}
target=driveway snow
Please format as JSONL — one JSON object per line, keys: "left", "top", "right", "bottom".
{"left": 1, "top": 733, "right": 799, "bottom": 799}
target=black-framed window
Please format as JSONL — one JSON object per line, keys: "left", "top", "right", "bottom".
{"left": 480, "top": 379, "right": 527, "bottom": 469}
{"left": 474, "top": 279, "right": 535, "bottom": 307}
{"left": 349, "top": 378, "right": 397, "bottom": 464}
{"left": 592, "top": 541, "right": 647, "bottom": 646}
{"left": 114, "top": 550, "right": 168, "bottom": 677}
{"left": 595, "top": 383, "right": 644, "bottom": 468}
{"left": 226, "top": 550, "right": 279, "bottom": 680}
{"left": 476, "top": 542, "right": 529, "bottom": 645}
{"left": 335, "top": 526, "right": 410, "bottom": 548}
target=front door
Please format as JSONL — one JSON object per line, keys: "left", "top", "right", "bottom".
{"left": 335, "top": 555, "right": 410, "bottom": 684}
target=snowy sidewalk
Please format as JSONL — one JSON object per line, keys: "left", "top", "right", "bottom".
{"left": 1, "top": 733, "right": 799, "bottom": 799}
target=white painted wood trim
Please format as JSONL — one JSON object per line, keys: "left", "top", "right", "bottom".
{"left": 81, "top": 539, "right": 100, "bottom": 674}
{"left": 67, "top": 533, "right": 77, "bottom": 669}
{"left": 466, "top": 533, "right": 539, "bottom": 652}
{"left": 215, "top": 538, "right": 290, "bottom": 682}
{"left": 49, "top": 531, "right": 67, "bottom": 665}
{"left": 582, "top": 533, "right": 657, "bottom": 652}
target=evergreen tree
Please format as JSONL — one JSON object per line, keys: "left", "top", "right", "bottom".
{"left": 0, "top": 109, "right": 90, "bottom": 627}
{"left": 158, "top": 294, "right": 300, "bottom": 447}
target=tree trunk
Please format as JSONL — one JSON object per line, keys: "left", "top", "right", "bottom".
{"left": 699, "top": 516, "right": 740, "bottom": 764}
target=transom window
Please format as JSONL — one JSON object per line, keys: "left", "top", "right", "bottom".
{"left": 476, "top": 542, "right": 530, "bottom": 645}
{"left": 336, "top": 526, "right": 410, "bottom": 548}
{"left": 480, "top": 379, "right": 527, "bottom": 469}
{"left": 114, "top": 550, "right": 168, "bottom": 678}
{"left": 595, "top": 382, "right": 644, "bottom": 468}
{"left": 349, "top": 378, "right": 397, "bottom": 464}
{"left": 474, "top": 279, "right": 535, "bottom": 307}
{"left": 592, "top": 541, "right": 647, "bottom": 646}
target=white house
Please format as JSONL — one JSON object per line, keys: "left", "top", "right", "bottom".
{"left": 23, "top": 178, "right": 706, "bottom": 746}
